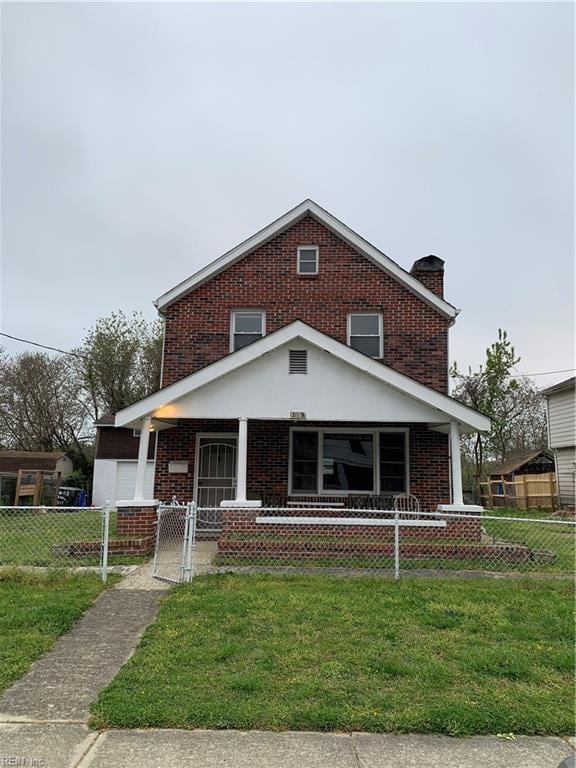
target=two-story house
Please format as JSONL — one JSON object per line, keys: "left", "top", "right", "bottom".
{"left": 101, "top": 200, "right": 489, "bottom": 525}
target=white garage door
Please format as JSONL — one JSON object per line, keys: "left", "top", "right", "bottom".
{"left": 115, "top": 461, "right": 155, "bottom": 501}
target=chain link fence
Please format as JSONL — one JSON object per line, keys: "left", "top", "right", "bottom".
{"left": 200, "top": 506, "right": 575, "bottom": 578}
{"left": 0, "top": 506, "right": 112, "bottom": 580}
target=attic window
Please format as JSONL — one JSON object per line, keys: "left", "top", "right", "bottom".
{"left": 297, "top": 246, "right": 319, "bottom": 275}
{"left": 289, "top": 350, "right": 308, "bottom": 374}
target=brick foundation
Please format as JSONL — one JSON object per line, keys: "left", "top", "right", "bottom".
{"left": 55, "top": 536, "right": 156, "bottom": 557}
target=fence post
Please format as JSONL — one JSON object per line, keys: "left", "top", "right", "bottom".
{"left": 100, "top": 503, "right": 111, "bottom": 583}
{"left": 151, "top": 505, "right": 163, "bottom": 578}
{"left": 183, "top": 502, "right": 196, "bottom": 583}
{"left": 394, "top": 512, "right": 400, "bottom": 581}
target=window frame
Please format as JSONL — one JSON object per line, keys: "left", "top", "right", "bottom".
{"left": 297, "top": 245, "right": 319, "bottom": 276}
{"left": 230, "top": 309, "right": 266, "bottom": 352}
{"left": 347, "top": 313, "right": 383, "bottom": 359}
{"left": 288, "top": 426, "right": 409, "bottom": 497}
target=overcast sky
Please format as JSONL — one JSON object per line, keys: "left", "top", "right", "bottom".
{"left": 1, "top": 2, "right": 574, "bottom": 389}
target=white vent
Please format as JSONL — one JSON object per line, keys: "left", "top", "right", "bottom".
{"left": 289, "top": 350, "right": 308, "bottom": 374}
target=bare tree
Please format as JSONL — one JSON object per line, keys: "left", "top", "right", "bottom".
{"left": 0, "top": 352, "right": 94, "bottom": 470}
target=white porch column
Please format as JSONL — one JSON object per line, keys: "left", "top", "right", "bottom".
{"left": 134, "top": 415, "right": 152, "bottom": 500}
{"left": 449, "top": 421, "right": 464, "bottom": 506}
{"left": 220, "top": 416, "right": 261, "bottom": 507}
{"left": 236, "top": 416, "right": 248, "bottom": 502}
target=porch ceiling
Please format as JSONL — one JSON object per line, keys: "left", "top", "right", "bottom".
{"left": 116, "top": 322, "right": 490, "bottom": 434}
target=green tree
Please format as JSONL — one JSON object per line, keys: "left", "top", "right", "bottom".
{"left": 74, "top": 311, "right": 163, "bottom": 418}
{"left": 451, "top": 329, "right": 546, "bottom": 497}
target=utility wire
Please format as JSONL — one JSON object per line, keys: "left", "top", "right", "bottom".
{"left": 512, "top": 367, "right": 575, "bottom": 378}
{"left": 0, "top": 332, "right": 89, "bottom": 360}
{"left": 1, "top": 330, "right": 574, "bottom": 378}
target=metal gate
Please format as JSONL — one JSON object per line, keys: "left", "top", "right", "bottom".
{"left": 152, "top": 502, "right": 196, "bottom": 583}
{"left": 195, "top": 439, "right": 236, "bottom": 536}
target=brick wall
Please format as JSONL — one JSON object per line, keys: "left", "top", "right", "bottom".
{"left": 95, "top": 427, "right": 156, "bottom": 461}
{"left": 162, "top": 216, "right": 449, "bottom": 392}
{"left": 154, "top": 419, "right": 450, "bottom": 511}
{"left": 117, "top": 505, "right": 158, "bottom": 538}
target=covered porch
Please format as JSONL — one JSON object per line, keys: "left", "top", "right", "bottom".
{"left": 114, "top": 321, "right": 490, "bottom": 514}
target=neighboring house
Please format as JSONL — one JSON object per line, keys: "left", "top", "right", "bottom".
{"left": 107, "top": 199, "right": 490, "bottom": 517}
{"left": 543, "top": 376, "right": 576, "bottom": 508}
{"left": 92, "top": 414, "right": 156, "bottom": 505}
{"left": 0, "top": 451, "right": 73, "bottom": 505}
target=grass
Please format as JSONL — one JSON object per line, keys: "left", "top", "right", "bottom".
{"left": 0, "top": 568, "right": 112, "bottom": 693}
{"left": 0, "top": 509, "right": 144, "bottom": 566}
{"left": 91, "top": 573, "right": 575, "bottom": 735}
{"left": 482, "top": 508, "right": 575, "bottom": 573}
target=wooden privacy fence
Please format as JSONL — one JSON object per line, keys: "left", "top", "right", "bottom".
{"left": 481, "top": 472, "right": 557, "bottom": 510}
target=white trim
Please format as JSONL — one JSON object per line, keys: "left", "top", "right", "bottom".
{"left": 288, "top": 426, "right": 410, "bottom": 497}
{"left": 229, "top": 309, "right": 266, "bottom": 353}
{"left": 255, "top": 515, "right": 446, "bottom": 528}
{"left": 115, "top": 321, "right": 490, "bottom": 432}
{"left": 154, "top": 200, "right": 459, "bottom": 320}
{"left": 297, "top": 244, "right": 319, "bottom": 275}
{"left": 347, "top": 313, "right": 384, "bottom": 359}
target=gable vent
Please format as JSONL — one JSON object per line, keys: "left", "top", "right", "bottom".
{"left": 289, "top": 349, "right": 308, "bottom": 374}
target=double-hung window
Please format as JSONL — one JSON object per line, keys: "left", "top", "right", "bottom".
{"left": 347, "top": 314, "right": 383, "bottom": 358}
{"left": 297, "top": 246, "right": 319, "bottom": 275}
{"left": 231, "top": 310, "right": 265, "bottom": 351}
{"left": 291, "top": 429, "right": 408, "bottom": 495}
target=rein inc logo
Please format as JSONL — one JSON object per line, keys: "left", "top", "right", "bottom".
{"left": 1, "top": 758, "right": 44, "bottom": 766}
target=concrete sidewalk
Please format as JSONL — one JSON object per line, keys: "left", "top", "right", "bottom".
{"left": 0, "top": 724, "right": 573, "bottom": 768}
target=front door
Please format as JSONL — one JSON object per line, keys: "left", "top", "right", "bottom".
{"left": 195, "top": 436, "right": 237, "bottom": 508}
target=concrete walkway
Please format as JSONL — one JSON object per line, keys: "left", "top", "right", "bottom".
{"left": 0, "top": 565, "right": 573, "bottom": 767}
{"left": 0, "top": 566, "right": 167, "bottom": 722}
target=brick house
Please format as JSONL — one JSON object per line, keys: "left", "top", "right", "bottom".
{"left": 101, "top": 200, "right": 489, "bottom": 527}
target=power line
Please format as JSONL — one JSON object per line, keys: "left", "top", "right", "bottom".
{"left": 1, "top": 330, "right": 574, "bottom": 378}
{"left": 513, "top": 367, "right": 575, "bottom": 378}
{"left": 0, "top": 332, "right": 89, "bottom": 360}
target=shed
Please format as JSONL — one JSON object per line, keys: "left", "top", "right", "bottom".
{"left": 0, "top": 451, "right": 73, "bottom": 505}
{"left": 483, "top": 450, "right": 556, "bottom": 509}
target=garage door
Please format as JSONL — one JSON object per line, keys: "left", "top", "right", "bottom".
{"left": 115, "top": 461, "right": 155, "bottom": 502}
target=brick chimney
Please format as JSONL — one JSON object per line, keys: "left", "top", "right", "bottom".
{"left": 410, "top": 255, "right": 444, "bottom": 298}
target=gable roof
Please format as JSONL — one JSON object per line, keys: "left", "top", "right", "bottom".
{"left": 154, "top": 200, "right": 459, "bottom": 322}
{"left": 488, "top": 449, "right": 553, "bottom": 477}
{"left": 115, "top": 320, "right": 489, "bottom": 432}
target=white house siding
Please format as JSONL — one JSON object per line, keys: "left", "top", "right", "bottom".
{"left": 547, "top": 388, "right": 576, "bottom": 448}
{"left": 554, "top": 447, "right": 575, "bottom": 507}
{"left": 92, "top": 459, "right": 155, "bottom": 506}
{"left": 545, "top": 384, "right": 575, "bottom": 507}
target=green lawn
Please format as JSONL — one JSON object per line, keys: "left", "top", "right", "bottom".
{"left": 0, "top": 509, "right": 144, "bottom": 566}
{"left": 482, "top": 508, "right": 575, "bottom": 573}
{"left": 91, "top": 574, "right": 575, "bottom": 735}
{"left": 0, "top": 569, "right": 111, "bottom": 693}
